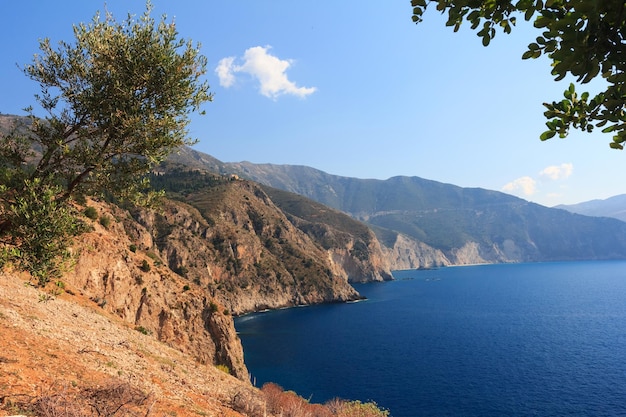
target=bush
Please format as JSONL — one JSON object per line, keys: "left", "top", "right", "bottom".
{"left": 260, "top": 383, "right": 390, "bottom": 417}
{"left": 129, "top": 243, "right": 137, "bottom": 253}
{"left": 4, "top": 379, "right": 152, "bottom": 417}
{"left": 139, "top": 259, "right": 151, "bottom": 272}
{"left": 99, "top": 215, "right": 111, "bottom": 229}
{"left": 0, "top": 179, "right": 88, "bottom": 285}
{"left": 83, "top": 206, "right": 98, "bottom": 220}
{"left": 216, "top": 364, "right": 230, "bottom": 374}
{"left": 261, "top": 383, "right": 332, "bottom": 417}
{"left": 326, "top": 398, "right": 390, "bottom": 417}
{"left": 134, "top": 325, "right": 151, "bottom": 335}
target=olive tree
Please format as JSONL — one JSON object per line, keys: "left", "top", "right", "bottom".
{"left": 0, "top": 4, "right": 211, "bottom": 281}
{"left": 411, "top": 0, "right": 626, "bottom": 148}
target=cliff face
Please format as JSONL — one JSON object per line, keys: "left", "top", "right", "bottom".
{"left": 51, "top": 174, "right": 399, "bottom": 381}
{"left": 136, "top": 179, "right": 366, "bottom": 315}
{"left": 259, "top": 184, "right": 394, "bottom": 283}
{"left": 383, "top": 233, "right": 451, "bottom": 270}
{"left": 63, "top": 200, "right": 248, "bottom": 380}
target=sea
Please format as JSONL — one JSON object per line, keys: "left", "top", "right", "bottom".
{"left": 234, "top": 261, "right": 626, "bottom": 417}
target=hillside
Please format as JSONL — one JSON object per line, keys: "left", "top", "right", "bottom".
{"left": 170, "top": 147, "right": 626, "bottom": 264}
{"left": 556, "top": 194, "right": 626, "bottom": 222}
{"left": 0, "top": 269, "right": 263, "bottom": 416}
{"left": 0, "top": 194, "right": 392, "bottom": 416}
{"left": 148, "top": 169, "right": 401, "bottom": 311}
{"left": 0, "top": 199, "right": 263, "bottom": 416}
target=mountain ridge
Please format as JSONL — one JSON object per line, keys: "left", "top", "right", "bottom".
{"left": 556, "top": 194, "right": 626, "bottom": 222}
{"left": 171, "top": 147, "right": 626, "bottom": 264}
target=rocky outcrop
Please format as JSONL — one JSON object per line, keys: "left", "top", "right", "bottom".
{"left": 383, "top": 233, "right": 450, "bottom": 270}
{"left": 64, "top": 200, "right": 248, "bottom": 380}
{"left": 448, "top": 241, "right": 487, "bottom": 265}
{"left": 131, "top": 180, "right": 364, "bottom": 315}
{"left": 259, "top": 184, "right": 394, "bottom": 283}
{"left": 448, "top": 240, "right": 533, "bottom": 265}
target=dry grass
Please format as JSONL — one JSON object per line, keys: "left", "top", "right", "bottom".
{"left": 4, "top": 379, "right": 153, "bottom": 417}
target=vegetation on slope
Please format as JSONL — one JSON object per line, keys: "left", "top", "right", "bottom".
{"left": 149, "top": 168, "right": 366, "bottom": 314}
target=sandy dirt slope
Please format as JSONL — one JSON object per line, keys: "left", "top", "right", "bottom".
{"left": 0, "top": 272, "right": 266, "bottom": 417}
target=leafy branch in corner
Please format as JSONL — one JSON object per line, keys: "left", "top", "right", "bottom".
{"left": 411, "top": 0, "right": 626, "bottom": 148}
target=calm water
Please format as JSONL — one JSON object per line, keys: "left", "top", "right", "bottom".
{"left": 235, "top": 261, "right": 626, "bottom": 416}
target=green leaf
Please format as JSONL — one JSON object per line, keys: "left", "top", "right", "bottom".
{"left": 524, "top": 7, "right": 534, "bottom": 21}
{"left": 540, "top": 130, "right": 557, "bottom": 140}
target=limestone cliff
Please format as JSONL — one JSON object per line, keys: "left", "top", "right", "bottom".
{"left": 382, "top": 232, "right": 451, "bottom": 270}
{"left": 259, "top": 184, "right": 394, "bottom": 283}
{"left": 136, "top": 178, "right": 364, "bottom": 315}
{"left": 63, "top": 200, "right": 248, "bottom": 380}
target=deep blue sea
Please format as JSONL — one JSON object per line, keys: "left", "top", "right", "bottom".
{"left": 234, "top": 261, "right": 626, "bottom": 416}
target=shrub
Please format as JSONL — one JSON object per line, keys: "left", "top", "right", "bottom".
{"left": 261, "top": 383, "right": 332, "bottom": 417}
{"left": 209, "top": 302, "right": 219, "bottom": 313}
{"left": 83, "top": 206, "right": 98, "bottom": 220}
{"left": 139, "top": 259, "right": 151, "bottom": 272}
{"left": 0, "top": 180, "right": 88, "bottom": 285}
{"left": 4, "top": 379, "right": 152, "bottom": 416}
{"left": 326, "top": 398, "right": 390, "bottom": 417}
{"left": 129, "top": 243, "right": 137, "bottom": 253}
{"left": 174, "top": 265, "right": 189, "bottom": 277}
{"left": 134, "top": 325, "right": 151, "bottom": 335}
{"left": 260, "top": 383, "right": 390, "bottom": 417}
{"left": 99, "top": 215, "right": 111, "bottom": 229}
{"left": 216, "top": 364, "right": 230, "bottom": 374}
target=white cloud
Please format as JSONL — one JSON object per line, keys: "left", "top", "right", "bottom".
{"left": 502, "top": 176, "right": 537, "bottom": 196}
{"left": 215, "top": 56, "right": 236, "bottom": 88}
{"left": 215, "top": 46, "right": 317, "bottom": 99}
{"left": 502, "top": 163, "right": 574, "bottom": 202}
{"left": 539, "top": 163, "right": 573, "bottom": 180}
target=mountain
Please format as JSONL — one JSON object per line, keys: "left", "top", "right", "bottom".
{"left": 171, "top": 147, "right": 626, "bottom": 264}
{"left": 147, "top": 169, "right": 395, "bottom": 315}
{"left": 555, "top": 194, "right": 626, "bottom": 222}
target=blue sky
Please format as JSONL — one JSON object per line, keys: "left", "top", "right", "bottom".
{"left": 1, "top": 1, "right": 624, "bottom": 206}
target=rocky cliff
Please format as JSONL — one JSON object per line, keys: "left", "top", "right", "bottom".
{"left": 62, "top": 199, "right": 249, "bottom": 380}
{"left": 379, "top": 231, "right": 451, "bottom": 270}
{"left": 2, "top": 166, "right": 400, "bottom": 386}
{"left": 259, "top": 185, "right": 394, "bottom": 283}
{"left": 145, "top": 173, "right": 389, "bottom": 315}
{"left": 0, "top": 167, "right": 398, "bottom": 416}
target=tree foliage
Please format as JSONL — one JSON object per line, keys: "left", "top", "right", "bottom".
{"left": 411, "top": 0, "right": 626, "bottom": 148}
{"left": 0, "top": 3, "right": 211, "bottom": 281}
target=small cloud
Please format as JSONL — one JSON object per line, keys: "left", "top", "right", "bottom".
{"left": 503, "top": 163, "right": 574, "bottom": 203}
{"left": 215, "top": 46, "right": 317, "bottom": 99}
{"left": 539, "top": 163, "right": 573, "bottom": 180}
{"left": 215, "top": 56, "right": 236, "bottom": 88}
{"left": 502, "top": 176, "right": 536, "bottom": 196}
